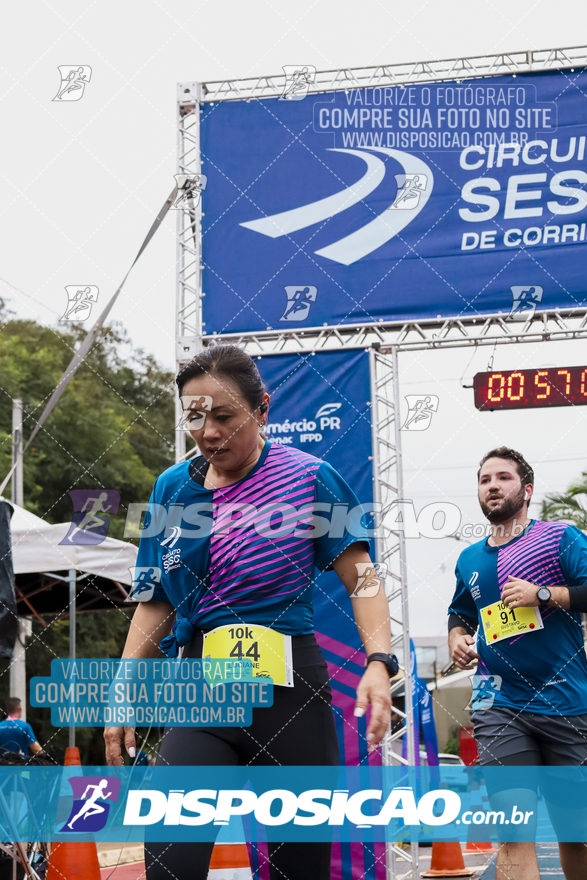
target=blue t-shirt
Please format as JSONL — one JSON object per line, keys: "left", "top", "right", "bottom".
{"left": 135, "top": 442, "right": 370, "bottom": 655}
{"left": 448, "top": 519, "right": 587, "bottom": 715}
{"left": 0, "top": 719, "right": 37, "bottom": 753}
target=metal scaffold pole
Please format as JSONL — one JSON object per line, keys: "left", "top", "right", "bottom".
{"left": 370, "top": 347, "right": 419, "bottom": 880}
{"left": 175, "top": 80, "right": 204, "bottom": 463}
{"left": 69, "top": 569, "right": 76, "bottom": 749}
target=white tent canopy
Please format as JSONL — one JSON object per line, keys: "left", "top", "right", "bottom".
{"left": 2, "top": 498, "right": 137, "bottom": 585}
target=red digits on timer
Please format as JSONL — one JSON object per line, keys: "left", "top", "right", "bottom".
{"left": 474, "top": 366, "right": 587, "bottom": 410}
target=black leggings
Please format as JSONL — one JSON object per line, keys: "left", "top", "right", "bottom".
{"left": 145, "top": 632, "right": 340, "bottom": 880}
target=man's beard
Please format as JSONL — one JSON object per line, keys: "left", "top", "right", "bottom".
{"left": 480, "top": 483, "right": 526, "bottom": 523}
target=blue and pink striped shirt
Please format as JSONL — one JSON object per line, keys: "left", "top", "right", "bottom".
{"left": 449, "top": 520, "right": 587, "bottom": 714}
{"left": 136, "top": 442, "right": 369, "bottom": 649}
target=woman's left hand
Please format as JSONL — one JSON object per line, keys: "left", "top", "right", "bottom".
{"left": 354, "top": 661, "right": 392, "bottom": 749}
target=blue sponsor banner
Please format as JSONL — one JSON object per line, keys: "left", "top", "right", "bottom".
{"left": 2, "top": 766, "right": 587, "bottom": 842}
{"left": 200, "top": 68, "right": 587, "bottom": 332}
{"left": 419, "top": 678, "right": 439, "bottom": 769}
{"left": 402, "top": 640, "right": 421, "bottom": 766}
{"left": 256, "top": 350, "right": 373, "bottom": 651}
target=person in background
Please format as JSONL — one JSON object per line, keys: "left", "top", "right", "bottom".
{"left": 0, "top": 698, "right": 43, "bottom": 756}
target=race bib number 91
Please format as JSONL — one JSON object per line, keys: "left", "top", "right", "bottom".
{"left": 481, "top": 600, "right": 544, "bottom": 644}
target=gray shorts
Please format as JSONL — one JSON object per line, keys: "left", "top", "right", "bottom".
{"left": 472, "top": 704, "right": 587, "bottom": 766}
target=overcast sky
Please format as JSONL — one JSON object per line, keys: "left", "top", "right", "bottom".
{"left": 2, "top": 0, "right": 586, "bottom": 636}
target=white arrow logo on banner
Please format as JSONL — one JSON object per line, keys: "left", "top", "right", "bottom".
{"left": 240, "top": 147, "right": 434, "bottom": 265}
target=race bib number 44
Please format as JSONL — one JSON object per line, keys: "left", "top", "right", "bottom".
{"left": 481, "top": 600, "right": 544, "bottom": 644}
{"left": 202, "top": 624, "right": 293, "bottom": 687}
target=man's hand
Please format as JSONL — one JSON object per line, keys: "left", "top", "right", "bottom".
{"left": 501, "top": 576, "right": 539, "bottom": 609}
{"left": 104, "top": 726, "right": 136, "bottom": 766}
{"left": 354, "top": 662, "right": 392, "bottom": 750}
{"left": 449, "top": 631, "right": 479, "bottom": 670}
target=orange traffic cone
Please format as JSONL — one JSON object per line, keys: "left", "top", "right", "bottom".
{"left": 208, "top": 844, "right": 253, "bottom": 880}
{"left": 421, "top": 842, "right": 476, "bottom": 877}
{"left": 46, "top": 746, "right": 102, "bottom": 880}
{"left": 463, "top": 839, "right": 497, "bottom": 853}
{"left": 462, "top": 781, "right": 497, "bottom": 854}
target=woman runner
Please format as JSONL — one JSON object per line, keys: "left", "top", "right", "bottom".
{"left": 105, "top": 345, "right": 395, "bottom": 880}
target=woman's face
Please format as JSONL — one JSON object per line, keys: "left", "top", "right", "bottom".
{"left": 181, "top": 373, "right": 268, "bottom": 471}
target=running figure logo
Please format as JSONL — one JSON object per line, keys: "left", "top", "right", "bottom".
{"left": 129, "top": 566, "right": 162, "bottom": 602}
{"left": 62, "top": 286, "right": 99, "bottom": 322}
{"left": 279, "top": 286, "right": 318, "bottom": 322}
{"left": 279, "top": 66, "right": 316, "bottom": 100}
{"left": 61, "top": 776, "right": 120, "bottom": 833}
{"left": 180, "top": 395, "right": 213, "bottom": 431}
{"left": 60, "top": 489, "right": 121, "bottom": 546}
{"left": 52, "top": 66, "right": 92, "bottom": 101}
{"left": 172, "top": 174, "right": 208, "bottom": 209}
{"left": 351, "top": 562, "right": 388, "bottom": 598}
{"left": 401, "top": 395, "right": 439, "bottom": 431}
{"left": 508, "top": 285, "right": 544, "bottom": 319}
{"left": 470, "top": 674, "right": 503, "bottom": 711}
{"left": 389, "top": 174, "right": 429, "bottom": 210}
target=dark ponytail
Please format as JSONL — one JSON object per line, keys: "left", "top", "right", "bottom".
{"left": 176, "top": 345, "right": 268, "bottom": 422}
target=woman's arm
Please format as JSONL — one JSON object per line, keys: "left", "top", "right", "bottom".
{"left": 331, "top": 543, "right": 392, "bottom": 749}
{"left": 104, "top": 601, "right": 175, "bottom": 766}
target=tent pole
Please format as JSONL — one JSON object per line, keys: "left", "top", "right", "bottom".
{"left": 10, "top": 401, "right": 27, "bottom": 720}
{"left": 68, "top": 569, "right": 76, "bottom": 749}
{"left": 11, "top": 399, "right": 23, "bottom": 508}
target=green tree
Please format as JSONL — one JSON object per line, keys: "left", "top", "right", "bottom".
{"left": 541, "top": 471, "right": 587, "bottom": 531}
{"left": 0, "top": 302, "right": 176, "bottom": 536}
{"left": 0, "top": 303, "right": 177, "bottom": 762}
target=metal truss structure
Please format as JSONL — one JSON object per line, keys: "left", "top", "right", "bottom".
{"left": 177, "top": 47, "right": 587, "bottom": 878}
{"left": 180, "top": 45, "right": 587, "bottom": 104}
{"left": 370, "top": 348, "right": 420, "bottom": 879}
{"left": 199, "top": 307, "right": 587, "bottom": 355}
{"left": 175, "top": 81, "right": 204, "bottom": 462}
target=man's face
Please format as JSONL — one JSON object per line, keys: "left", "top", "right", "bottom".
{"left": 478, "top": 457, "right": 532, "bottom": 523}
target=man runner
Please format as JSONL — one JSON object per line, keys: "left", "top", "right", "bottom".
{"left": 448, "top": 447, "right": 587, "bottom": 880}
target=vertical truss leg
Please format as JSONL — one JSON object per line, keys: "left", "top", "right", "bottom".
{"left": 370, "top": 346, "right": 419, "bottom": 880}
{"left": 175, "top": 83, "right": 204, "bottom": 462}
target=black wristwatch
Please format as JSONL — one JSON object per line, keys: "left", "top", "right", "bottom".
{"left": 366, "top": 652, "right": 399, "bottom": 678}
{"left": 537, "top": 587, "right": 551, "bottom": 607}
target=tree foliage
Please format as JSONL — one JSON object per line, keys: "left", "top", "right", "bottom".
{"left": 541, "top": 471, "right": 587, "bottom": 532}
{"left": 0, "top": 303, "right": 176, "bottom": 761}
{"left": 0, "top": 302, "right": 176, "bottom": 537}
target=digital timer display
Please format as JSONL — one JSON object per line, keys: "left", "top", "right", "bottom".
{"left": 474, "top": 366, "right": 587, "bottom": 411}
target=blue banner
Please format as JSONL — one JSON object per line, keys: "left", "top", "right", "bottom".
{"left": 2, "top": 766, "right": 587, "bottom": 842}
{"left": 256, "top": 350, "right": 373, "bottom": 653}
{"left": 201, "top": 68, "right": 587, "bottom": 332}
{"left": 402, "top": 640, "right": 421, "bottom": 765}
{"left": 418, "top": 677, "right": 439, "bottom": 768}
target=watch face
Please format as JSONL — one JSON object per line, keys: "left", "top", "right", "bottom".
{"left": 537, "top": 588, "right": 550, "bottom": 601}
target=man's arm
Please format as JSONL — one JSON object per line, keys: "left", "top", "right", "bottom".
{"left": 504, "top": 580, "right": 587, "bottom": 612}
{"left": 29, "top": 741, "right": 43, "bottom": 755}
{"left": 449, "top": 625, "right": 480, "bottom": 670}
{"left": 448, "top": 563, "right": 480, "bottom": 670}
{"left": 501, "top": 578, "right": 575, "bottom": 610}
{"left": 502, "top": 526, "right": 587, "bottom": 613}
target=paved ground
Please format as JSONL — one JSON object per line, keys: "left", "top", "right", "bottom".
{"left": 419, "top": 843, "right": 565, "bottom": 879}
{"left": 481, "top": 843, "right": 565, "bottom": 879}
{"left": 418, "top": 845, "right": 495, "bottom": 876}
{"left": 100, "top": 862, "right": 146, "bottom": 879}
{"left": 97, "top": 844, "right": 566, "bottom": 879}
